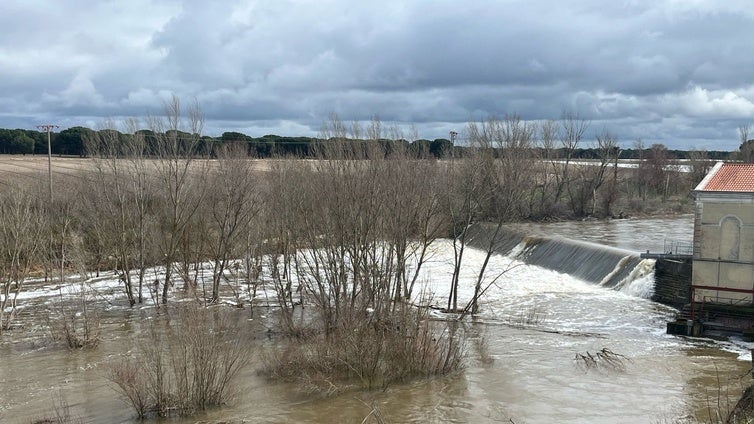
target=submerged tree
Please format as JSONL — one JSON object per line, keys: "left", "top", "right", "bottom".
{"left": 0, "top": 188, "right": 45, "bottom": 332}
{"left": 82, "top": 119, "right": 158, "bottom": 305}
{"left": 149, "top": 96, "right": 209, "bottom": 304}
{"left": 457, "top": 114, "right": 533, "bottom": 315}
{"left": 205, "top": 144, "right": 262, "bottom": 303}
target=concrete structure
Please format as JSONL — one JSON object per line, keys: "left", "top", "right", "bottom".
{"left": 692, "top": 162, "right": 754, "bottom": 305}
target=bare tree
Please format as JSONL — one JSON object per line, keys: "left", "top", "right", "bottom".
{"left": 293, "top": 137, "right": 388, "bottom": 333}
{"left": 687, "top": 149, "right": 712, "bottom": 189}
{"left": 265, "top": 159, "right": 305, "bottom": 331}
{"left": 367, "top": 114, "right": 381, "bottom": 144}
{"left": 123, "top": 120, "right": 159, "bottom": 304}
{"left": 739, "top": 124, "right": 753, "bottom": 162}
{"left": 639, "top": 143, "right": 672, "bottom": 199}
{"left": 632, "top": 138, "right": 647, "bottom": 200}
{"left": 533, "top": 119, "right": 560, "bottom": 217}
{"left": 389, "top": 158, "right": 446, "bottom": 302}
{"left": 600, "top": 130, "right": 621, "bottom": 218}
{"left": 206, "top": 144, "right": 262, "bottom": 304}
{"left": 444, "top": 146, "right": 486, "bottom": 313}
{"left": 558, "top": 110, "right": 589, "bottom": 208}
{"left": 0, "top": 189, "right": 44, "bottom": 332}
{"left": 259, "top": 117, "right": 465, "bottom": 389}
{"left": 82, "top": 120, "right": 158, "bottom": 305}
{"left": 460, "top": 114, "right": 533, "bottom": 315}
{"left": 83, "top": 124, "right": 140, "bottom": 305}
{"left": 150, "top": 95, "right": 208, "bottom": 304}
{"left": 569, "top": 128, "right": 618, "bottom": 217}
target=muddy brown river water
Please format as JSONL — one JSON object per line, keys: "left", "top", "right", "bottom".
{"left": 1, "top": 216, "right": 751, "bottom": 423}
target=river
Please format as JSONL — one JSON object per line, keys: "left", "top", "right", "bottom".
{"left": 1, "top": 215, "right": 751, "bottom": 423}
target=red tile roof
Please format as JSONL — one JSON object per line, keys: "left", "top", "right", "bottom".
{"left": 697, "top": 163, "right": 754, "bottom": 192}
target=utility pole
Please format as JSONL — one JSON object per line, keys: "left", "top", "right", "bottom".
{"left": 36, "top": 124, "right": 58, "bottom": 202}
{"left": 449, "top": 131, "right": 458, "bottom": 159}
{"left": 36, "top": 124, "right": 58, "bottom": 283}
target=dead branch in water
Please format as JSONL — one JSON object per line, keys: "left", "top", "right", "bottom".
{"left": 575, "top": 348, "right": 630, "bottom": 372}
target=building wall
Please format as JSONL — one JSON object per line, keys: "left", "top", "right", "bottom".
{"left": 693, "top": 195, "right": 754, "bottom": 304}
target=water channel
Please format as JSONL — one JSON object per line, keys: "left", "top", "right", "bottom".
{"left": 1, "top": 215, "right": 752, "bottom": 423}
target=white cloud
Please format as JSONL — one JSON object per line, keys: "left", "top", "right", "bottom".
{"left": 57, "top": 74, "right": 106, "bottom": 108}
{"left": 665, "top": 87, "right": 754, "bottom": 118}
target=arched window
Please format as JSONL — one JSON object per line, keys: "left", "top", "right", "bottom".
{"left": 720, "top": 216, "right": 741, "bottom": 260}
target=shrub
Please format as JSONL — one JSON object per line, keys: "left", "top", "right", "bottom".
{"left": 48, "top": 285, "right": 100, "bottom": 350}
{"left": 31, "top": 394, "right": 84, "bottom": 424}
{"left": 107, "top": 305, "right": 250, "bottom": 418}
{"left": 260, "top": 304, "right": 465, "bottom": 395}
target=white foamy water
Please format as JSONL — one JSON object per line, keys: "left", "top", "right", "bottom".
{"left": 405, "top": 239, "right": 748, "bottom": 423}
{"left": 415, "top": 240, "right": 670, "bottom": 333}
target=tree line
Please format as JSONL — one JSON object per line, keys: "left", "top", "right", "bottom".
{"left": 0, "top": 124, "right": 735, "bottom": 160}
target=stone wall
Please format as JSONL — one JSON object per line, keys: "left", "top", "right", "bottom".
{"left": 653, "top": 257, "right": 692, "bottom": 308}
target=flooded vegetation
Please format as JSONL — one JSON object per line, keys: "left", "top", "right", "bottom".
{"left": 2, "top": 215, "right": 753, "bottom": 423}
{"left": 0, "top": 102, "right": 745, "bottom": 423}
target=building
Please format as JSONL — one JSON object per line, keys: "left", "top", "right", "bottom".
{"left": 692, "top": 162, "right": 754, "bottom": 306}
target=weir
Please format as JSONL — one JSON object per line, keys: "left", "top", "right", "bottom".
{"left": 464, "top": 223, "right": 656, "bottom": 297}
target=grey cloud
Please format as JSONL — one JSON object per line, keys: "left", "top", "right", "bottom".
{"left": 2, "top": 0, "right": 754, "bottom": 151}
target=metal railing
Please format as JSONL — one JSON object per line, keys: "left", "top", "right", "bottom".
{"left": 690, "top": 284, "right": 754, "bottom": 322}
{"left": 664, "top": 239, "right": 693, "bottom": 256}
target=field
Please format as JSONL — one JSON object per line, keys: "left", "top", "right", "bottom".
{"left": 0, "top": 155, "right": 280, "bottom": 189}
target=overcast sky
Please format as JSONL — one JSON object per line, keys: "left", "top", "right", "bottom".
{"left": 2, "top": 1, "right": 754, "bottom": 150}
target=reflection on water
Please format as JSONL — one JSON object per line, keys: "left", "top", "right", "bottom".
{"left": 0, "top": 216, "right": 748, "bottom": 423}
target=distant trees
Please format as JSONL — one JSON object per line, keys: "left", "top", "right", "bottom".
{"left": 57, "top": 127, "right": 94, "bottom": 156}
{"left": 0, "top": 129, "right": 43, "bottom": 154}
{"left": 739, "top": 124, "right": 754, "bottom": 163}
{"left": 10, "top": 133, "right": 34, "bottom": 154}
{"left": 687, "top": 149, "right": 713, "bottom": 188}
{"left": 640, "top": 143, "right": 672, "bottom": 199}
{"left": 0, "top": 120, "right": 737, "bottom": 164}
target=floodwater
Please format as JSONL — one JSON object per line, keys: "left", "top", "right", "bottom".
{"left": 1, "top": 216, "right": 752, "bottom": 423}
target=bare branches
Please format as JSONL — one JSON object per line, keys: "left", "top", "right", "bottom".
{"left": 107, "top": 306, "right": 250, "bottom": 418}
{"left": 151, "top": 96, "right": 208, "bottom": 303}
{"left": 560, "top": 110, "right": 589, "bottom": 154}
{"left": 0, "top": 189, "right": 45, "bottom": 332}
{"left": 740, "top": 124, "right": 753, "bottom": 163}
{"left": 574, "top": 348, "right": 630, "bottom": 372}
{"left": 206, "top": 144, "right": 263, "bottom": 303}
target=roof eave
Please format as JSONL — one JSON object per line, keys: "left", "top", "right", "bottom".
{"left": 694, "top": 161, "right": 724, "bottom": 191}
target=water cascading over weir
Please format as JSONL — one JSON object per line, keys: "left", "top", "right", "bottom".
{"left": 463, "top": 223, "right": 657, "bottom": 298}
